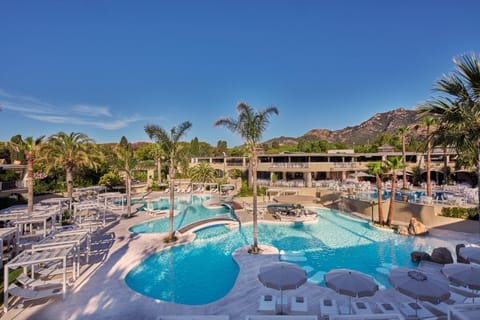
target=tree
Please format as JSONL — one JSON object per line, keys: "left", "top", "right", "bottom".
{"left": 419, "top": 116, "right": 436, "bottom": 197}
{"left": 113, "top": 141, "right": 137, "bottom": 218}
{"left": 189, "top": 162, "right": 216, "bottom": 183}
{"left": 40, "top": 132, "right": 102, "bottom": 203}
{"left": 214, "top": 102, "right": 279, "bottom": 253}
{"left": 145, "top": 121, "right": 192, "bottom": 242}
{"left": 8, "top": 135, "right": 45, "bottom": 213}
{"left": 384, "top": 156, "right": 405, "bottom": 226}
{"left": 367, "top": 161, "right": 386, "bottom": 225}
{"left": 397, "top": 126, "right": 410, "bottom": 190}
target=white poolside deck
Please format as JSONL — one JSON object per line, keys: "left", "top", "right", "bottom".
{"left": 3, "top": 202, "right": 480, "bottom": 320}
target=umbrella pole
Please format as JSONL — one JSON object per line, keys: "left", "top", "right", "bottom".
{"left": 280, "top": 290, "right": 284, "bottom": 315}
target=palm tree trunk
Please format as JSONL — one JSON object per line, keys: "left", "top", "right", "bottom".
{"left": 426, "top": 140, "right": 432, "bottom": 197}
{"left": 477, "top": 142, "right": 480, "bottom": 223}
{"left": 443, "top": 146, "right": 448, "bottom": 185}
{"left": 248, "top": 156, "right": 253, "bottom": 188}
{"left": 402, "top": 136, "right": 407, "bottom": 189}
{"left": 126, "top": 174, "right": 132, "bottom": 218}
{"left": 252, "top": 149, "right": 259, "bottom": 251}
{"left": 387, "top": 175, "right": 396, "bottom": 226}
{"left": 157, "top": 155, "right": 162, "bottom": 185}
{"left": 168, "top": 164, "right": 175, "bottom": 240}
{"left": 66, "top": 168, "right": 74, "bottom": 202}
{"left": 376, "top": 176, "right": 384, "bottom": 224}
{"left": 26, "top": 154, "right": 34, "bottom": 213}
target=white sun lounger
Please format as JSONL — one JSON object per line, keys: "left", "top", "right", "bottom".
{"left": 8, "top": 284, "right": 62, "bottom": 304}
{"left": 330, "top": 314, "right": 404, "bottom": 320}
{"left": 17, "top": 273, "right": 62, "bottom": 290}
{"left": 352, "top": 301, "right": 373, "bottom": 315}
{"left": 399, "top": 302, "right": 435, "bottom": 319}
{"left": 376, "top": 302, "right": 401, "bottom": 314}
{"left": 290, "top": 296, "right": 308, "bottom": 314}
{"left": 320, "top": 298, "right": 339, "bottom": 319}
{"left": 258, "top": 295, "right": 277, "bottom": 314}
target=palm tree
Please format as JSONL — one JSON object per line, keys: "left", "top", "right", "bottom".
{"left": 418, "top": 53, "right": 480, "bottom": 217}
{"left": 113, "top": 142, "right": 137, "bottom": 218}
{"left": 189, "top": 162, "right": 216, "bottom": 183}
{"left": 419, "top": 115, "right": 436, "bottom": 197}
{"left": 8, "top": 135, "right": 45, "bottom": 213}
{"left": 145, "top": 121, "right": 192, "bottom": 242}
{"left": 384, "top": 156, "right": 405, "bottom": 226}
{"left": 367, "top": 161, "right": 385, "bottom": 225}
{"left": 40, "top": 132, "right": 102, "bottom": 203}
{"left": 397, "top": 126, "right": 410, "bottom": 190}
{"left": 150, "top": 142, "right": 164, "bottom": 185}
{"left": 214, "top": 102, "right": 279, "bottom": 253}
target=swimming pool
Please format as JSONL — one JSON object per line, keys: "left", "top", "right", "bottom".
{"left": 125, "top": 206, "right": 454, "bottom": 305}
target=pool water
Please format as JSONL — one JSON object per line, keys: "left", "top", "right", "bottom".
{"left": 125, "top": 207, "right": 454, "bottom": 305}
{"left": 129, "top": 195, "right": 231, "bottom": 234}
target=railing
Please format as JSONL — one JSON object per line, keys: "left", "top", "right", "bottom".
{"left": 333, "top": 162, "right": 357, "bottom": 168}
{"left": 269, "top": 163, "right": 309, "bottom": 169}
{"left": 0, "top": 180, "right": 24, "bottom": 191}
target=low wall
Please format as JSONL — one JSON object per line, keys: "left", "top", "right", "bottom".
{"left": 340, "top": 197, "right": 480, "bottom": 234}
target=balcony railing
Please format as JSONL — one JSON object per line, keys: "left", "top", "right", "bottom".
{"left": 269, "top": 163, "right": 309, "bottom": 169}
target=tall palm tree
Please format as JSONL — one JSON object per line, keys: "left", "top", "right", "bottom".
{"left": 418, "top": 53, "right": 480, "bottom": 216}
{"left": 40, "top": 132, "right": 102, "bottom": 203}
{"left": 419, "top": 116, "right": 436, "bottom": 197}
{"left": 385, "top": 156, "right": 405, "bottom": 226}
{"left": 214, "top": 102, "right": 279, "bottom": 253}
{"left": 189, "top": 162, "right": 216, "bottom": 183}
{"left": 113, "top": 143, "right": 137, "bottom": 218}
{"left": 150, "top": 142, "right": 164, "bottom": 185}
{"left": 397, "top": 126, "right": 410, "bottom": 190}
{"left": 145, "top": 121, "right": 192, "bottom": 242}
{"left": 8, "top": 135, "right": 45, "bottom": 213}
{"left": 367, "top": 161, "right": 385, "bottom": 225}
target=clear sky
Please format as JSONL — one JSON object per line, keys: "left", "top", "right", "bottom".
{"left": 1, "top": 0, "right": 479, "bottom": 147}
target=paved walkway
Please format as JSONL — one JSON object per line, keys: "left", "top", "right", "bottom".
{"left": 2, "top": 199, "right": 478, "bottom": 320}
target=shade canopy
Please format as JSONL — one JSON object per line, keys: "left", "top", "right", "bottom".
{"left": 388, "top": 267, "right": 450, "bottom": 303}
{"left": 258, "top": 262, "right": 306, "bottom": 291}
{"left": 442, "top": 263, "right": 480, "bottom": 290}
{"left": 459, "top": 246, "right": 480, "bottom": 264}
{"left": 324, "top": 269, "right": 379, "bottom": 298}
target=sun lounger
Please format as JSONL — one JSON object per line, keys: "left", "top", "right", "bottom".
{"left": 7, "top": 284, "right": 62, "bottom": 305}
{"left": 320, "top": 298, "right": 339, "bottom": 319}
{"left": 376, "top": 302, "right": 401, "bottom": 314}
{"left": 290, "top": 296, "right": 308, "bottom": 314}
{"left": 17, "top": 273, "right": 62, "bottom": 290}
{"left": 329, "top": 314, "right": 404, "bottom": 320}
{"left": 258, "top": 295, "right": 277, "bottom": 314}
{"left": 399, "top": 302, "right": 435, "bottom": 319}
{"left": 352, "top": 301, "right": 373, "bottom": 315}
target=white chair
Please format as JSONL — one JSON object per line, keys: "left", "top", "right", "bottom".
{"left": 320, "top": 298, "right": 339, "bottom": 319}
{"left": 290, "top": 296, "right": 308, "bottom": 314}
{"left": 257, "top": 295, "right": 277, "bottom": 314}
{"left": 351, "top": 301, "right": 373, "bottom": 315}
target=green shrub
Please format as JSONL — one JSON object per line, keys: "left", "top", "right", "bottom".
{"left": 441, "top": 207, "right": 479, "bottom": 220}
{"left": 237, "top": 181, "right": 267, "bottom": 197}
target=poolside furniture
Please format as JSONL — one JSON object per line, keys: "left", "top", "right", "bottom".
{"left": 352, "top": 301, "right": 374, "bottom": 315}
{"left": 329, "top": 314, "right": 404, "bottom": 320}
{"left": 398, "top": 302, "right": 435, "bottom": 319}
{"left": 448, "top": 303, "right": 480, "bottom": 320}
{"left": 246, "top": 316, "right": 318, "bottom": 320}
{"left": 258, "top": 295, "right": 277, "bottom": 314}
{"left": 319, "top": 298, "right": 339, "bottom": 319}
{"left": 290, "top": 296, "right": 308, "bottom": 314}
{"left": 16, "top": 273, "right": 62, "bottom": 290}
{"left": 7, "top": 284, "right": 62, "bottom": 306}
{"left": 158, "top": 316, "right": 230, "bottom": 320}
{"left": 376, "top": 302, "right": 402, "bottom": 314}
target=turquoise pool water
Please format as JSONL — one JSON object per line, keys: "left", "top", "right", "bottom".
{"left": 126, "top": 206, "right": 454, "bottom": 305}
{"left": 129, "top": 195, "right": 231, "bottom": 234}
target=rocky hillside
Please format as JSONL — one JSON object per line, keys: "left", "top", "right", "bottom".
{"left": 268, "top": 108, "right": 421, "bottom": 146}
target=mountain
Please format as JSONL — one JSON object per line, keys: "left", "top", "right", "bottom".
{"left": 267, "top": 108, "right": 420, "bottom": 146}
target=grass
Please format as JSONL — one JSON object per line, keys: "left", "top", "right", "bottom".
{"left": 0, "top": 268, "right": 23, "bottom": 304}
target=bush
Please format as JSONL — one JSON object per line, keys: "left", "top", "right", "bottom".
{"left": 237, "top": 181, "right": 267, "bottom": 197}
{"left": 441, "top": 207, "right": 479, "bottom": 220}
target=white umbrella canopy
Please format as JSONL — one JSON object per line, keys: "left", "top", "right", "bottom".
{"left": 442, "top": 263, "right": 480, "bottom": 303}
{"left": 258, "top": 262, "right": 307, "bottom": 314}
{"left": 459, "top": 246, "right": 480, "bottom": 264}
{"left": 388, "top": 267, "right": 450, "bottom": 304}
{"left": 324, "top": 269, "right": 379, "bottom": 314}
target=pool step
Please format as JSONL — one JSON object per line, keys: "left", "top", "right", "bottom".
{"left": 308, "top": 270, "right": 326, "bottom": 285}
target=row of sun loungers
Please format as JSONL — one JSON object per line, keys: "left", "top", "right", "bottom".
{"left": 256, "top": 295, "right": 480, "bottom": 319}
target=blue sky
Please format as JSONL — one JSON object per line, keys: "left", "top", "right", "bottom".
{"left": 1, "top": 1, "right": 479, "bottom": 147}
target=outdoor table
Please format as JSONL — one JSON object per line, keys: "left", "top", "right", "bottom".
{"left": 0, "top": 227, "right": 17, "bottom": 269}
